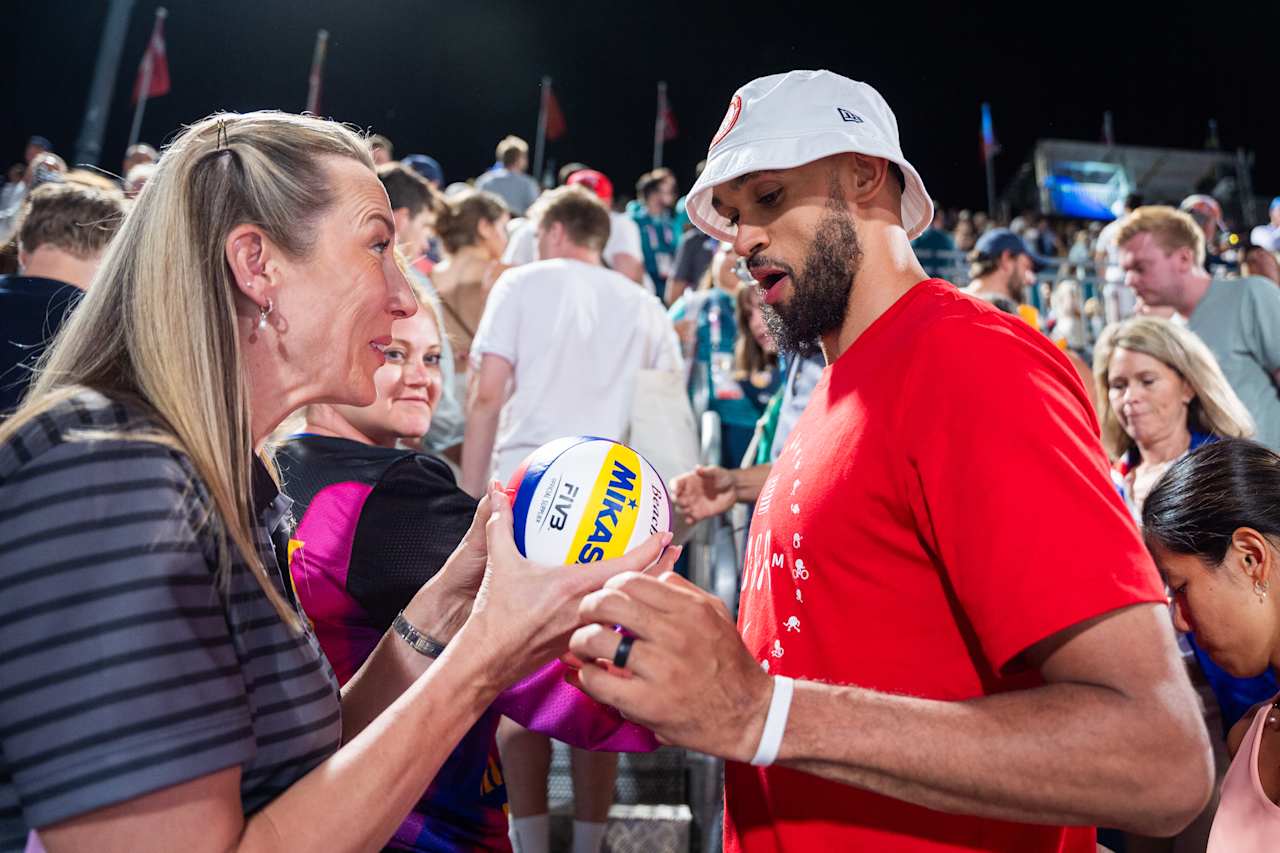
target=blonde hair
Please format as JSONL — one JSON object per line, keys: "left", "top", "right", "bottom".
{"left": 1114, "top": 206, "right": 1206, "bottom": 269}
{"left": 0, "top": 111, "right": 373, "bottom": 631}
{"left": 1092, "top": 316, "right": 1254, "bottom": 458}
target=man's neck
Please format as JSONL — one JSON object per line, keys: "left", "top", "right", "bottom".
{"left": 20, "top": 248, "right": 99, "bottom": 290}
{"left": 965, "top": 274, "right": 1012, "bottom": 300}
{"left": 645, "top": 201, "right": 666, "bottom": 218}
{"left": 819, "top": 228, "right": 928, "bottom": 364}
{"left": 1172, "top": 268, "right": 1213, "bottom": 318}
{"left": 552, "top": 247, "right": 602, "bottom": 266}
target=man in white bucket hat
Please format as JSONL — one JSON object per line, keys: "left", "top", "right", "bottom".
{"left": 568, "top": 70, "right": 1211, "bottom": 851}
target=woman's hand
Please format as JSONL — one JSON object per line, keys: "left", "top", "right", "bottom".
{"left": 456, "top": 484, "right": 678, "bottom": 693}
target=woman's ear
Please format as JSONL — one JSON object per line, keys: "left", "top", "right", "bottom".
{"left": 225, "top": 224, "right": 273, "bottom": 309}
{"left": 1230, "top": 527, "right": 1272, "bottom": 586}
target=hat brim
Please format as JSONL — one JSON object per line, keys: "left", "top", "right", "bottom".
{"left": 685, "top": 130, "right": 933, "bottom": 243}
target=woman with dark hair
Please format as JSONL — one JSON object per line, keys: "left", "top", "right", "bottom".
{"left": 1144, "top": 438, "right": 1280, "bottom": 851}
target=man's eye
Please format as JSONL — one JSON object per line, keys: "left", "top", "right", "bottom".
{"left": 757, "top": 190, "right": 781, "bottom": 206}
{"left": 373, "top": 240, "right": 391, "bottom": 254}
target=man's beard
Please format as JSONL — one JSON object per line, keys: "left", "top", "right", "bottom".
{"left": 757, "top": 176, "right": 862, "bottom": 358}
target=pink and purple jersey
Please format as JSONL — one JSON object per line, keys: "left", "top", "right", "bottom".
{"left": 277, "top": 436, "right": 656, "bottom": 852}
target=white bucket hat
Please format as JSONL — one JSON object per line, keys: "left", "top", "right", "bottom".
{"left": 686, "top": 69, "right": 933, "bottom": 243}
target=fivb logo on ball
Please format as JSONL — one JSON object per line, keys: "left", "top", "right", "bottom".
{"left": 508, "top": 437, "right": 671, "bottom": 566}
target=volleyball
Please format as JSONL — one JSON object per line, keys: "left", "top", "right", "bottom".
{"left": 506, "top": 436, "right": 672, "bottom": 565}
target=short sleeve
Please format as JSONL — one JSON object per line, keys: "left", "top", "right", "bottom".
{"left": 1242, "top": 278, "right": 1280, "bottom": 374}
{"left": 0, "top": 441, "right": 255, "bottom": 830}
{"left": 346, "top": 455, "right": 478, "bottom": 630}
{"left": 469, "top": 272, "right": 520, "bottom": 370}
{"left": 902, "top": 316, "right": 1165, "bottom": 673}
{"left": 610, "top": 216, "right": 643, "bottom": 260}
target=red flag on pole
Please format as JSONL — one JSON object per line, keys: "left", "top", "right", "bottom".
{"left": 545, "top": 84, "right": 567, "bottom": 141}
{"left": 659, "top": 85, "right": 678, "bottom": 141}
{"left": 132, "top": 8, "right": 171, "bottom": 105}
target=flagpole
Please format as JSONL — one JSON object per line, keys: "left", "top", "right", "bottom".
{"left": 981, "top": 102, "right": 996, "bottom": 219}
{"left": 653, "top": 81, "right": 667, "bottom": 170}
{"left": 74, "top": 0, "right": 136, "bottom": 167}
{"left": 305, "top": 29, "right": 329, "bottom": 114}
{"left": 533, "top": 76, "right": 550, "bottom": 184}
{"left": 128, "top": 6, "right": 166, "bottom": 150}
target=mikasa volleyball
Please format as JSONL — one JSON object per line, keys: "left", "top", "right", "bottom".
{"left": 506, "top": 437, "right": 672, "bottom": 565}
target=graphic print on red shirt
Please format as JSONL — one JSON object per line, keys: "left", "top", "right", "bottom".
{"left": 725, "top": 280, "right": 1167, "bottom": 853}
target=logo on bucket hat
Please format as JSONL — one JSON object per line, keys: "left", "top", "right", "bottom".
{"left": 710, "top": 94, "right": 743, "bottom": 150}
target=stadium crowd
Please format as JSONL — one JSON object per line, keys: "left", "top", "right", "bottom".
{"left": 4, "top": 68, "right": 1280, "bottom": 853}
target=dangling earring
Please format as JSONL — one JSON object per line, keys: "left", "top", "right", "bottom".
{"left": 257, "top": 298, "right": 273, "bottom": 331}
{"left": 1254, "top": 578, "right": 1269, "bottom": 603}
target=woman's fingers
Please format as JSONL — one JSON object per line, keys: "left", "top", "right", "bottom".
{"left": 483, "top": 485, "right": 521, "bottom": 566}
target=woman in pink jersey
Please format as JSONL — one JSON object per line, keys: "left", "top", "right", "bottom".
{"left": 276, "top": 288, "right": 657, "bottom": 852}
{"left": 1143, "top": 438, "right": 1280, "bottom": 852}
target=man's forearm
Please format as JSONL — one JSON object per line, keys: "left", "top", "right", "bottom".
{"left": 776, "top": 677, "right": 1209, "bottom": 836}
{"left": 729, "top": 463, "right": 772, "bottom": 503}
{"left": 460, "top": 403, "right": 501, "bottom": 497}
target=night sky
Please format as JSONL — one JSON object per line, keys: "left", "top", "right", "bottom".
{"left": 10, "top": 0, "right": 1280, "bottom": 216}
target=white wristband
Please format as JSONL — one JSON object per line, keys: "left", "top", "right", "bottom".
{"left": 750, "top": 675, "right": 794, "bottom": 767}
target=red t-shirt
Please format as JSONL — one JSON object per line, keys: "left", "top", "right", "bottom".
{"left": 725, "top": 280, "right": 1166, "bottom": 853}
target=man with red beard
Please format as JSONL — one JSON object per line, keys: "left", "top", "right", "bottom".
{"left": 566, "top": 70, "right": 1213, "bottom": 852}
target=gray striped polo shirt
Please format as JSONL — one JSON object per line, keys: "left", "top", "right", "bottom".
{"left": 0, "top": 390, "right": 342, "bottom": 851}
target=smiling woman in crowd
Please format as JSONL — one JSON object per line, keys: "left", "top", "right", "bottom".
{"left": 0, "top": 111, "right": 669, "bottom": 853}
{"left": 275, "top": 286, "right": 657, "bottom": 851}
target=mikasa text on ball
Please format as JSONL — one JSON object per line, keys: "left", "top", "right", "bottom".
{"left": 506, "top": 437, "right": 672, "bottom": 565}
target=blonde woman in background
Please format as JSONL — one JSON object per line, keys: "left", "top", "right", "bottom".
{"left": 0, "top": 111, "right": 672, "bottom": 853}
{"left": 1093, "top": 315, "right": 1253, "bottom": 517}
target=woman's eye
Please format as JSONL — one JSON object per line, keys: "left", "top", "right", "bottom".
{"left": 423, "top": 353, "right": 441, "bottom": 366}
{"left": 384, "top": 348, "right": 405, "bottom": 361}
{"left": 373, "top": 239, "right": 391, "bottom": 255}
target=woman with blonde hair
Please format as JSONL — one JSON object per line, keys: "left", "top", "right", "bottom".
{"left": 0, "top": 111, "right": 671, "bottom": 852}
{"left": 1094, "top": 315, "right": 1254, "bottom": 517}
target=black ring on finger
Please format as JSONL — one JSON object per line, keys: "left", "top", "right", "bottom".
{"left": 613, "top": 634, "right": 636, "bottom": 669}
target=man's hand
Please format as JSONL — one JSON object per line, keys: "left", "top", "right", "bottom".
{"left": 568, "top": 571, "right": 772, "bottom": 762}
{"left": 671, "top": 465, "right": 736, "bottom": 525}
{"left": 461, "top": 488, "right": 681, "bottom": 692}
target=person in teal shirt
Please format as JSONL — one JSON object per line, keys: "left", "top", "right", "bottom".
{"left": 632, "top": 169, "right": 678, "bottom": 301}
{"left": 669, "top": 244, "right": 771, "bottom": 466}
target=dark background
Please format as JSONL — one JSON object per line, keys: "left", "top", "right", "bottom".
{"left": 8, "top": 0, "right": 1279, "bottom": 216}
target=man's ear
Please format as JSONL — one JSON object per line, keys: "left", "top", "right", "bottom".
{"left": 849, "top": 153, "right": 890, "bottom": 203}
{"left": 225, "top": 224, "right": 273, "bottom": 309}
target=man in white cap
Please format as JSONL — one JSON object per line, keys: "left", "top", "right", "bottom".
{"left": 566, "top": 70, "right": 1211, "bottom": 852}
